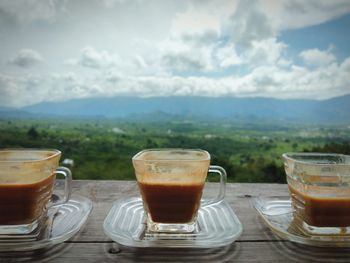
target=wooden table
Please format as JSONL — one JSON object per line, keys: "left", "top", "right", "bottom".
{"left": 2, "top": 180, "right": 350, "bottom": 262}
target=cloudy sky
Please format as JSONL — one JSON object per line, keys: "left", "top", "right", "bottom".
{"left": 1, "top": 0, "right": 350, "bottom": 107}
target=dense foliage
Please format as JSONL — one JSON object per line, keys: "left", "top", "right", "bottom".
{"left": 1, "top": 118, "right": 349, "bottom": 183}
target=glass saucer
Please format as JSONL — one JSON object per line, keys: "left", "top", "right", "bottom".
{"left": 254, "top": 196, "right": 350, "bottom": 247}
{"left": 103, "top": 197, "right": 242, "bottom": 248}
{"left": 0, "top": 194, "right": 92, "bottom": 252}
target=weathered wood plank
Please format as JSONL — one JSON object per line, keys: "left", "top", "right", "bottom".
{"left": 2, "top": 242, "right": 350, "bottom": 263}
{"left": 3, "top": 181, "right": 349, "bottom": 262}
{"left": 70, "top": 180, "right": 288, "bottom": 242}
{"left": 71, "top": 180, "right": 289, "bottom": 201}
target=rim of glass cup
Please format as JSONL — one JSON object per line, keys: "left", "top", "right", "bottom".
{"left": 132, "top": 148, "right": 210, "bottom": 162}
{"left": 0, "top": 148, "right": 61, "bottom": 164}
{"left": 282, "top": 152, "right": 350, "bottom": 167}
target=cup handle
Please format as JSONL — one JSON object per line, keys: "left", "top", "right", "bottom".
{"left": 201, "top": 165, "right": 227, "bottom": 207}
{"left": 50, "top": 166, "right": 72, "bottom": 207}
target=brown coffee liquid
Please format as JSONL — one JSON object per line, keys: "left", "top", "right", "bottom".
{"left": 138, "top": 182, "right": 204, "bottom": 223}
{"left": 289, "top": 185, "right": 350, "bottom": 227}
{"left": 0, "top": 175, "right": 55, "bottom": 225}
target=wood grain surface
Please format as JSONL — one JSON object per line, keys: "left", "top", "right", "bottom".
{"left": 2, "top": 180, "right": 350, "bottom": 263}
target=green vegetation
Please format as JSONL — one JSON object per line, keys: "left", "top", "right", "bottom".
{"left": 1, "top": 118, "right": 350, "bottom": 183}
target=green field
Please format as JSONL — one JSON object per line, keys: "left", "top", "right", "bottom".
{"left": 1, "top": 118, "right": 349, "bottom": 183}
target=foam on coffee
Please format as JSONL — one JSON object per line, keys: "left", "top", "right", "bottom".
{"left": 0, "top": 150, "right": 58, "bottom": 184}
{"left": 136, "top": 149, "right": 210, "bottom": 161}
{"left": 133, "top": 149, "right": 210, "bottom": 185}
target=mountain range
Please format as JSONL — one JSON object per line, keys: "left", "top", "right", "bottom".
{"left": 1, "top": 95, "right": 350, "bottom": 124}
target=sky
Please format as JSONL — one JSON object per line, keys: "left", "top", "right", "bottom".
{"left": 0, "top": 0, "right": 350, "bottom": 107}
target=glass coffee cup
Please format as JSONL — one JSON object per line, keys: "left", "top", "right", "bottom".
{"left": 283, "top": 152, "right": 350, "bottom": 236}
{"left": 132, "top": 149, "right": 226, "bottom": 233}
{"left": 0, "top": 149, "right": 72, "bottom": 235}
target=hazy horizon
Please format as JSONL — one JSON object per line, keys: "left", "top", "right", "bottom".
{"left": 1, "top": 0, "right": 350, "bottom": 107}
{"left": 5, "top": 92, "right": 350, "bottom": 110}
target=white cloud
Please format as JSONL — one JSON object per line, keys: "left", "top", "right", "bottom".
{"left": 0, "top": 0, "right": 67, "bottom": 24}
{"left": 159, "top": 39, "right": 214, "bottom": 72}
{"left": 170, "top": 5, "right": 220, "bottom": 39}
{"left": 103, "top": 58, "right": 349, "bottom": 99}
{"left": 66, "top": 46, "right": 118, "bottom": 69}
{"left": 1, "top": 53, "right": 350, "bottom": 107}
{"left": 273, "top": 0, "right": 350, "bottom": 31}
{"left": 0, "top": 72, "right": 108, "bottom": 107}
{"left": 0, "top": 74, "right": 19, "bottom": 106}
{"left": 1, "top": 0, "right": 345, "bottom": 35}
{"left": 103, "top": 0, "right": 128, "bottom": 7}
{"left": 0, "top": 0, "right": 350, "bottom": 107}
{"left": 242, "top": 38, "right": 288, "bottom": 66}
{"left": 78, "top": 46, "right": 116, "bottom": 69}
{"left": 225, "top": 0, "right": 275, "bottom": 47}
{"left": 216, "top": 44, "right": 243, "bottom": 67}
{"left": 299, "top": 48, "right": 336, "bottom": 66}
{"left": 132, "top": 55, "right": 148, "bottom": 69}
{"left": 8, "top": 49, "right": 44, "bottom": 68}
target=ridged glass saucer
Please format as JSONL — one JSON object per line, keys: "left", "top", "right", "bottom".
{"left": 0, "top": 194, "right": 92, "bottom": 252}
{"left": 103, "top": 197, "right": 242, "bottom": 248}
{"left": 254, "top": 196, "right": 350, "bottom": 247}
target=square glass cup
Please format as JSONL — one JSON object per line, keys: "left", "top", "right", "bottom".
{"left": 283, "top": 152, "right": 350, "bottom": 236}
{"left": 132, "top": 149, "right": 226, "bottom": 233}
{"left": 0, "top": 149, "right": 72, "bottom": 235}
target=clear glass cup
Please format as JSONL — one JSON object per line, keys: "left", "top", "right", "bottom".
{"left": 0, "top": 149, "right": 72, "bottom": 235}
{"left": 132, "top": 149, "right": 226, "bottom": 233}
{"left": 283, "top": 152, "right": 350, "bottom": 236}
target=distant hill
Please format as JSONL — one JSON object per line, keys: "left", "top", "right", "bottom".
{"left": 1, "top": 94, "right": 349, "bottom": 123}
{"left": 0, "top": 107, "right": 34, "bottom": 118}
